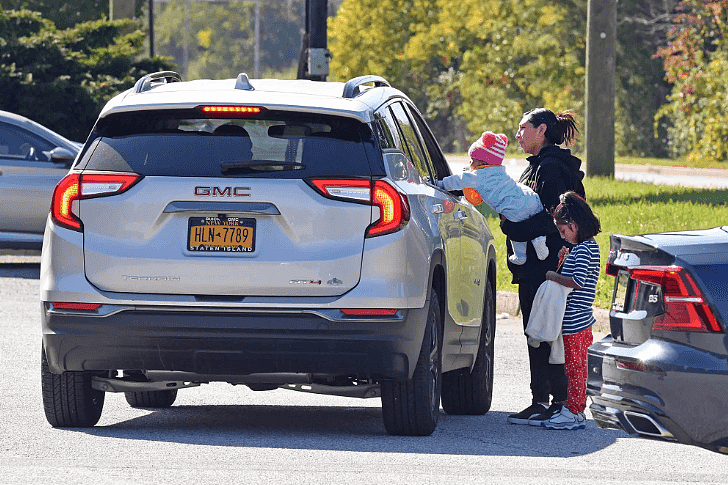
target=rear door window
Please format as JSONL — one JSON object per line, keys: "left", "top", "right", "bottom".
{"left": 388, "top": 102, "right": 434, "bottom": 182}
{"left": 78, "top": 110, "right": 375, "bottom": 178}
{"left": 401, "top": 103, "right": 450, "bottom": 180}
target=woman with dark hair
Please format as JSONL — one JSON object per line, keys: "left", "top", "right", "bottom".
{"left": 505, "top": 108, "right": 587, "bottom": 426}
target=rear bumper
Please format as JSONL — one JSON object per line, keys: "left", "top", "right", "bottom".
{"left": 42, "top": 302, "right": 429, "bottom": 381}
{"left": 587, "top": 336, "right": 728, "bottom": 452}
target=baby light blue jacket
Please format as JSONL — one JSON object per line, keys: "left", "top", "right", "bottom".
{"left": 436, "top": 166, "right": 544, "bottom": 222}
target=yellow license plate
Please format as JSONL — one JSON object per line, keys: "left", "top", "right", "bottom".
{"left": 188, "top": 217, "right": 255, "bottom": 252}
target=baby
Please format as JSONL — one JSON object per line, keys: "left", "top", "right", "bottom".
{"left": 436, "top": 131, "right": 554, "bottom": 265}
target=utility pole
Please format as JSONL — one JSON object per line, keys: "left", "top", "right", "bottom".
{"left": 297, "top": 0, "right": 329, "bottom": 80}
{"left": 149, "top": 0, "right": 154, "bottom": 57}
{"left": 585, "top": 0, "right": 617, "bottom": 177}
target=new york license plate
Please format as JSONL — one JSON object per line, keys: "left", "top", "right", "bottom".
{"left": 188, "top": 217, "right": 256, "bottom": 252}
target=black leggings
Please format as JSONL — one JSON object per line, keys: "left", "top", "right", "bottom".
{"left": 519, "top": 276, "right": 568, "bottom": 404}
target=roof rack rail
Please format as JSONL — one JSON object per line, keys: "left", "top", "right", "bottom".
{"left": 342, "top": 75, "right": 390, "bottom": 99}
{"left": 133, "top": 71, "right": 182, "bottom": 93}
{"left": 234, "top": 73, "right": 254, "bottom": 91}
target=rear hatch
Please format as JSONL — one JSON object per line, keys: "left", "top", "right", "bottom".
{"left": 75, "top": 108, "right": 378, "bottom": 297}
{"left": 606, "top": 227, "right": 728, "bottom": 344}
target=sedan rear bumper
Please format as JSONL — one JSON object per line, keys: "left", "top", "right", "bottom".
{"left": 587, "top": 335, "right": 728, "bottom": 453}
{"left": 41, "top": 302, "right": 429, "bottom": 381}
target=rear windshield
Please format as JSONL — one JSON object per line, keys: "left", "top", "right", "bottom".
{"left": 77, "top": 110, "right": 376, "bottom": 178}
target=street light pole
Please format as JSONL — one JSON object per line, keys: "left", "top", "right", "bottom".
{"left": 171, "top": 0, "right": 259, "bottom": 80}
{"left": 254, "top": 0, "right": 260, "bottom": 78}
{"left": 183, "top": 0, "right": 190, "bottom": 80}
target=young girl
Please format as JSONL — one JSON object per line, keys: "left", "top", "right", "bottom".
{"left": 541, "top": 191, "right": 601, "bottom": 430}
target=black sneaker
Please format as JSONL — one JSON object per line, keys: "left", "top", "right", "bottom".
{"left": 528, "top": 402, "right": 563, "bottom": 427}
{"left": 507, "top": 403, "right": 547, "bottom": 425}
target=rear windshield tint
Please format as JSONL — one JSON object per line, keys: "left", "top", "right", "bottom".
{"left": 78, "top": 110, "right": 375, "bottom": 178}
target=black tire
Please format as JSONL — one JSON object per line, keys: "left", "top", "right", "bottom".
{"left": 441, "top": 280, "right": 496, "bottom": 415}
{"left": 41, "top": 348, "right": 105, "bottom": 427}
{"left": 124, "top": 389, "right": 178, "bottom": 408}
{"left": 381, "top": 288, "right": 443, "bottom": 436}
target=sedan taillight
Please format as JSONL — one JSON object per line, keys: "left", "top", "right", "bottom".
{"left": 51, "top": 172, "right": 142, "bottom": 231}
{"left": 307, "top": 178, "right": 410, "bottom": 237}
{"left": 628, "top": 265, "right": 722, "bottom": 333}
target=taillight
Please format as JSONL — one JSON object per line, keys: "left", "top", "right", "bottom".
{"left": 51, "top": 173, "right": 82, "bottom": 230}
{"left": 605, "top": 262, "right": 619, "bottom": 277}
{"left": 309, "top": 179, "right": 371, "bottom": 202}
{"left": 628, "top": 265, "right": 722, "bottom": 333}
{"left": 51, "top": 172, "right": 141, "bottom": 232}
{"left": 368, "top": 180, "right": 410, "bottom": 237}
{"left": 307, "top": 179, "right": 410, "bottom": 237}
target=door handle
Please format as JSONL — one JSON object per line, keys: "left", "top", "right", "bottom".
{"left": 431, "top": 204, "right": 443, "bottom": 214}
{"left": 454, "top": 210, "right": 467, "bottom": 221}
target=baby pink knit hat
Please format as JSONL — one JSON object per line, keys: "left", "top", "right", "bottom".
{"left": 468, "top": 131, "right": 508, "bottom": 166}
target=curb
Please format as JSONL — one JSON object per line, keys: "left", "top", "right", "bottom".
{"left": 497, "top": 290, "right": 610, "bottom": 332}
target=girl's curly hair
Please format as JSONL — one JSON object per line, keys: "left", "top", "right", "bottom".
{"left": 553, "top": 191, "right": 601, "bottom": 243}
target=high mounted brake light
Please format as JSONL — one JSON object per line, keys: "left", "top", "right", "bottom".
{"left": 628, "top": 265, "right": 722, "bottom": 333}
{"left": 51, "top": 173, "right": 141, "bottom": 232}
{"left": 307, "top": 179, "right": 410, "bottom": 237}
{"left": 199, "top": 105, "right": 263, "bottom": 116}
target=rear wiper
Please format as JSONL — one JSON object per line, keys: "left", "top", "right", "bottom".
{"left": 220, "top": 161, "right": 306, "bottom": 173}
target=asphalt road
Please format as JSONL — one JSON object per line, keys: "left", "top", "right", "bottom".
{"left": 1, "top": 261, "right": 727, "bottom": 484}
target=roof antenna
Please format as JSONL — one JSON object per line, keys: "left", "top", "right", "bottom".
{"left": 235, "top": 73, "right": 254, "bottom": 91}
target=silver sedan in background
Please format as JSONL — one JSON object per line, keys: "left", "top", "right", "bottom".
{"left": 0, "top": 109, "right": 81, "bottom": 250}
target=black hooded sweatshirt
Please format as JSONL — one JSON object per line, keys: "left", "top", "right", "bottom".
{"left": 501, "top": 145, "right": 585, "bottom": 282}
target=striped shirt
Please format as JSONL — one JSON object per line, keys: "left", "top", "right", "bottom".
{"left": 561, "top": 239, "right": 600, "bottom": 335}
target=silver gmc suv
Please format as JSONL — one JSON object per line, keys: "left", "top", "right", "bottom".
{"left": 40, "top": 71, "right": 497, "bottom": 436}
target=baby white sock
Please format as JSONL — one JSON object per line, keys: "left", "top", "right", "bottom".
{"left": 532, "top": 235, "right": 549, "bottom": 260}
{"left": 509, "top": 240, "right": 527, "bottom": 265}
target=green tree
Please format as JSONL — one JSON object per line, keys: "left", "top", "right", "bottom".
{"left": 655, "top": 0, "right": 728, "bottom": 163}
{"left": 0, "top": 8, "right": 173, "bottom": 140}
{"left": 0, "top": 0, "right": 110, "bottom": 29}
{"left": 329, "top": 0, "right": 585, "bottom": 152}
{"left": 616, "top": 0, "right": 679, "bottom": 158}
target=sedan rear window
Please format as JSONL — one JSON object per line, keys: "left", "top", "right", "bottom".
{"left": 77, "top": 110, "right": 375, "bottom": 178}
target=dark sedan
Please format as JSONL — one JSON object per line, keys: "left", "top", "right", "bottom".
{"left": 588, "top": 226, "right": 727, "bottom": 454}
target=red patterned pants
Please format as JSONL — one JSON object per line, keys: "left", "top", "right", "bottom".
{"left": 563, "top": 327, "right": 593, "bottom": 414}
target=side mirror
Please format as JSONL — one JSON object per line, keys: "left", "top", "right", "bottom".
{"left": 49, "top": 147, "right": 76, "bottom": 165}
